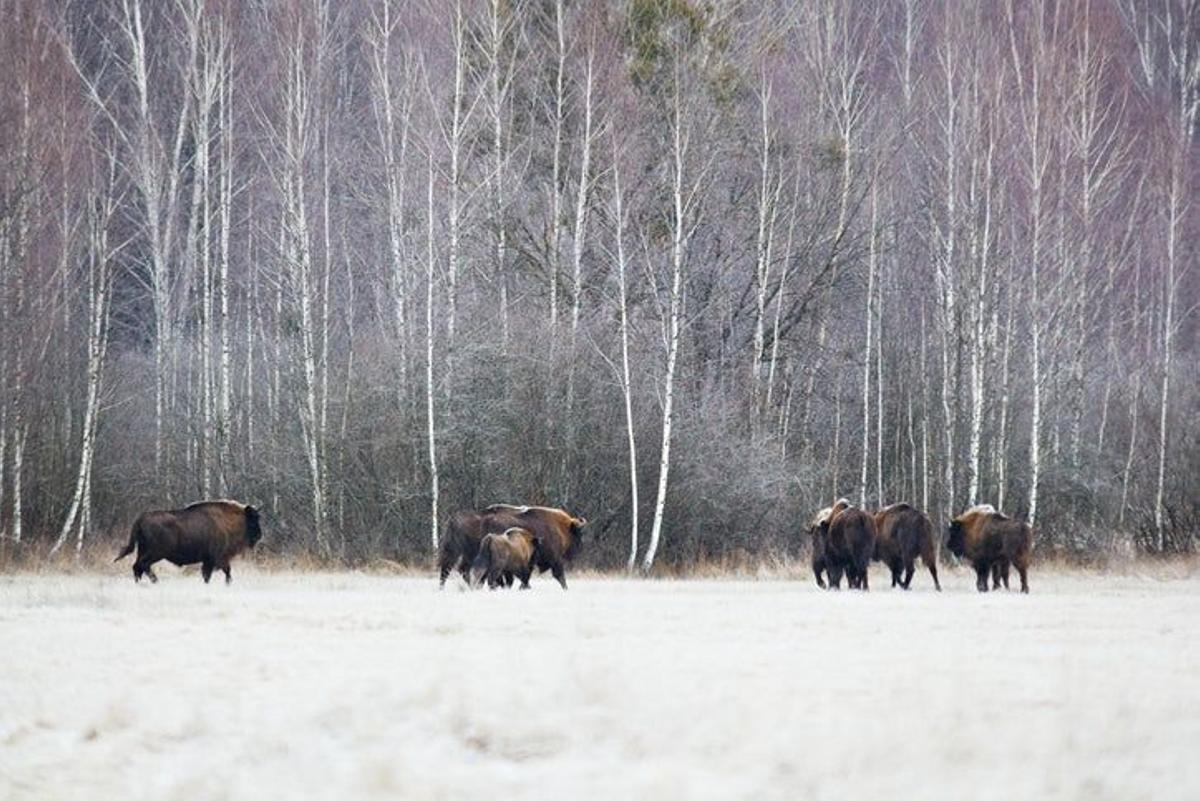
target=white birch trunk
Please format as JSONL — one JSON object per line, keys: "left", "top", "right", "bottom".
{"left": 643, "top": 75, "right": 690, "bottom": 573}
{"left": 858, "top": 185, "right": 875, "bottom": 508}
{"left": 426, "top": 154, "right": 440, "bottom": 551}
{"left": 369, "top": 1, "right": 412, "bottom": 396}
{"left": 611, "top": 147, "right": 639, "bottom": 572}
{"left": 52, "top": 170, "right": 115, "bottom": 555}
{"left": 217, "top": 36, "right": 233, "bottom": 494}
{"left": 548, "top": 0, "right": 566, "bottom": 327}
{"left": 1154, "top": 166, "right": 1180, "bottom": 549}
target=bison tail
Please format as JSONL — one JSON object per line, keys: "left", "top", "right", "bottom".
{"left": 114, "top": 522, "right": 139, "bottom": 561}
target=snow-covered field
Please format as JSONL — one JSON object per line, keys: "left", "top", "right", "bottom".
{"left": 2, "top": 566, "right": 1198, "bottom": 801}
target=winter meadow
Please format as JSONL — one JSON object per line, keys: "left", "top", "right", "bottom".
{"left": 1, "top": 0, "right": 1199, "bottom": 798}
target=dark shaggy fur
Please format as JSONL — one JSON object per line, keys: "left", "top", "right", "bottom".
{"left": 812, "top": 500, "right": 875, "bottom": 591}
{"left": 470, "top": 528, "right": 539, "bottom": 589}
{"left": 873, "top": 503, "right": 941, "bottom": 591}
{"left": 115, "top": 500, "right": 262, "bottom": 584}
{"left": 439, "top": 504, "right": 586, "bottom": 589}
{"left": 946, "top": 505, "right": 1033, "bottom": 593}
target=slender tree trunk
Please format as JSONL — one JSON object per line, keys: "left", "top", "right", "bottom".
{"left": 548, "top": 0, "right": 566, "bottom": 327}
{"left": 217, "top": 35, "right": 233, "bottom": 494}
{"left": 859, "top": 185, "right": 875, "bottom": 507}
{"left": 643, "top": 76, "right": 690, "bottom": 573}
{"left": 426, "top": 154, "right": 440, "bottom": 552}
{"left": 612, "top": 150, "right": 639, "bottom": 572}
{"left": 52, "top": 172, "right": 114, "bottom": 555}
{"left": 1154, "top": 165, "right": 1180, "bottom": 550}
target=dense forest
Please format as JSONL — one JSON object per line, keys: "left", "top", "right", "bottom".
{"left": 0, "top": 0, "right": 1196, "bottom": 568}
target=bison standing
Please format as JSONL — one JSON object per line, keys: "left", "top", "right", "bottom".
{"left": 115, "top": 500, "right": 262, "bottom": 584}
{"left": 811, "top": 499, "right": 876, "bottom": 591}
{"left": 873, "top": 503, "right": 941, "bottom": 591}
{"left": 439, "top": 504, "right": 586, "bottom": 589}
{"left": 946, "top": 504, "right": 1033, "bottom": 593}
{"left": 470, "top": 527, "right": 539, "bottom": 589}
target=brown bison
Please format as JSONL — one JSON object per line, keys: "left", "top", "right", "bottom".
{"left": 812, "top": 499, "right": 876, "bottom": 590}
{"left": 115, "top": 500, "right": 262, "bottom": 584}
{"left": 470, "top": 527, "right": 540, "bottom": 589}
{"left": 873, "top": 503, "right": 941, "bottom": 591}
{"left": 806, "top": 502, "right": 842, "bottom": 589}
{"left": 946, "top": 504, "right": 1033, "bottom": 593}
{"left": 439, "top": 504, "right": 586, "bottom": 589}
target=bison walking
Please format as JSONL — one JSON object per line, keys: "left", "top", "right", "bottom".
{"left": 470, "top": 527, "right": 539, "bottom": 589}
{"left": 439, "top": 504, "right": 586, "bottom": 589}
{"left": 811, "top": 499, "right": 876, "bottom": 591}
{"left": 115, "top": 500, "right": 262, "bottom": 584}
{"left": 873, "top": 503, "right": 941, "bottom": 591}
{"left": 946, "top": 504, "right": 1033, "bottom": 593}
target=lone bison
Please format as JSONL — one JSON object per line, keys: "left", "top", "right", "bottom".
{"left": 115, "top": 499, "right": 262, "bottom": 584}
{"left": 873, "top": 503, "right": 941, "bottom": 591}
{"left": 470, "top": 527, "right": 540, "bottom": 589}
{"left": 439, "top": 504, "right": 586, "bottom": 589}
{"left": 812, "top": 499, "right": 876, "bottom": 590}
{"left": 946, "top": 504, "right": 1033, "bottom": 593}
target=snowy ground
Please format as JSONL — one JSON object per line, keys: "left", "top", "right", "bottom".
{"left": 1, "top": 565, "right": 1198, "bottom": 801}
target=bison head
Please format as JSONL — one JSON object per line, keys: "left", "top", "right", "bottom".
{"left": 945, "top": 520, "right": 965, "bottom": 557}
{"left": 245, "top": 506, "right": 263, "bottom": 547}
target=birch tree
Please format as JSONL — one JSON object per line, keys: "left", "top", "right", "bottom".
{"left": 52, "top": 152, "right": 119, "bottom": 556}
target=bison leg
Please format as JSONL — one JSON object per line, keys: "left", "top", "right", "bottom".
{"left": 133, "top": 554, "right": 158, "bottom": 583}
{"left": 859, "top": 567, "right": 869, "bottom": 592}
{"left": 134, "top": 557, "right": 159, "bottom": 584}
{"left": 975, "top": 564, "right": 990, "bottom": 592}
{"left": 437, "top": 550, "right": 458, "bottom": 589}
{"left": 927, "top": 561, "right": 941, "bottom": 592}
{"left": 222, "top": 564, "right": 232, "bottom": 585}
{"left": 902, "top": 561, "right": 915, "bottom": 590}
{"left": 518, "top": 569, "right": 531, "bottom": 590}
{"left": 813, "top": 563, "right": 827, "bottom": 590}
{"left": 202, "top": 562, "right": 214, "bottom": 584}
{"left": 827, "top": 565, "right": 843, "bottom": 590}
{"left": 550, "top": 563, "right": 568, "bottom": 590}
{"left": 1014, "top": 557, "right": 1030, "bottom": 594}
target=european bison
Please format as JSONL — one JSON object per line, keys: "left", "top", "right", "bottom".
{"left": 812, "top": 499, "right": 876, "bottom": 590}
{"left": 115, "top": 499, "right": 262, "bottom": 584}
{"left": 873, "top": 503, "right": 941, "bottom": 591}
{"left": 439, "top": 504, "right": 586, "bottom": 589}
{"left": 470, "top": 527, "right": 539, "bottom": 589}
{"left": 946, "top": 504, "right": 1033, "bottom": 593}
{"left": 806, "top": 503, "right": 839, "bottom": 589}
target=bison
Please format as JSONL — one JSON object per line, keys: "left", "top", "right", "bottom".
{"left": 439, "top": 504, "right": 586, "bottom": 590}
{"left": 470, "top": 527, "right": 540, "bottom": 589}
{"left": 115, "top": 499, "right": 262, "bottom": 584}
{"left": 806, "top": 504, "right": 839, "bottom": 589}
{"left": 811, "top": 499, "right": 876, "bottom": 590}
{"left": 946, "top": 504, "right": 1033, "bottom": 593}
{"left": 872, "top": 503, "right": 941, "bottom": 591}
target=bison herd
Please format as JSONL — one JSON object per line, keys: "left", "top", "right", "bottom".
{"left": 114, "top": 497, "right": 1032, "bottom": 593}
{"left": 810, "top": 499, "right": 1032, "bottom": 593}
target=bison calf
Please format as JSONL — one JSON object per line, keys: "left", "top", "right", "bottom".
{"left": 115, "top": 500, "right": 262, "bottom": 584}
{"left": 470, "top": 527, "right": 539, "bottom": 589}
{"left": 873, "top": 503, "right": 941, "bottom": 591}
{"left": 946, "top": 504, "right": 1032, "bottom": 593}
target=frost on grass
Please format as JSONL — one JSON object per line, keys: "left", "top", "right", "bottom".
{"left": 1, "top": 569, "right": 1198, "bottom": 801}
